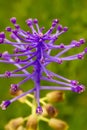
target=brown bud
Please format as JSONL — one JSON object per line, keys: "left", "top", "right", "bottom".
{"left": 46, "top": 91, "right": 65, "bottom": 103}
{"left": 5, "top": 117, "right": 24, "bottom": 130}
{"left": 41, "top": 106, "right": 48, "bottom": 117}
{"left": 48, "top": 118, "right": 69, "bottom": 130}
{"left": 5, "top": 124, "right": 12, "bottom": 130}
{"left": 10, "top": 87, "right": 23, "bottom": 96}
{"left": 10, "top": 89, "right": 26, "bottom": 103}
{"left": 44, "top": 104, "right": 58, "bottom": 117}
{"left": 26, "top": 115, "right": 38, "bottom": 130}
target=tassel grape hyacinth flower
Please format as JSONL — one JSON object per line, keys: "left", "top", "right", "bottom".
{"left": 0, "top": 17, "right": 86, "bottom": 114}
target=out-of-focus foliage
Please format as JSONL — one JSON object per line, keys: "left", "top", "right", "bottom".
{"left": 0, "top": 0, "right": 87, "bottom": 130}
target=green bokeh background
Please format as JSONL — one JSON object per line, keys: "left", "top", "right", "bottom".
{"left": 0, "top": 0, "right": 87, "bottom": 130}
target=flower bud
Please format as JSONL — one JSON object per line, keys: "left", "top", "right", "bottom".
{"left": 5, "top": 117, "right": 24, "bottom": 130}
{"left": 46, "top": 91, "right": 65, "bottom": 103}
{"left": 41, "top": 106, "right": 48, "bottom": 117}
{"left": 26, "top": 115, "right": 38, "bottom": 130}
{"left": 44, "top": 104, "right": 58, "bottom": 117}
{"left": 10, "top": 88, "right": 26, "bottom": 103}
{"left": 10, "top": 17, "right": 16, "bottom": 24}
{"left": 10, "top": 86, "right": 22, "bottom": 96}
{"left": 16, "top": 126, "right": 25, "bottom": 130}
{"left": 48, "top": 118, "right": 69, "bottom": 130}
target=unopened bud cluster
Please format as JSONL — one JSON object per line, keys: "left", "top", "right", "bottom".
{"left": 0, "top": 17, "right": 86, "bottom": 114}
{"left": 5, "top": 90, "right": 68, "bottom": 130}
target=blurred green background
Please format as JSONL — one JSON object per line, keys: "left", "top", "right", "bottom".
{"left": 0, "top": 0, "right": 87, "bottom": 130}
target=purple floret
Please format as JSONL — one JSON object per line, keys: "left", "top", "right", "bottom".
{"left": 0, "top": 100, "right": 11, "bottom": 110}
{"left": 0, "top": 18, "right": 86, "bottom": 113}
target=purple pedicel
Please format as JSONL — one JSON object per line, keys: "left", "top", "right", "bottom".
{"left": 0, "top": 18, "right": 86, "bottom": 112}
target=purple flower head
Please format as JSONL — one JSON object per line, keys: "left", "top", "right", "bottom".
{"left": 0, "top": 17, "right": 86, "bottom": 113}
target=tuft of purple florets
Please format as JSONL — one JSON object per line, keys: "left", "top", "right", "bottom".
{"left": 0, "top": 17, "right": 86, "bottom": 113}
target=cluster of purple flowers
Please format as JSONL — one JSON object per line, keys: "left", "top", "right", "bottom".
{"left": 0, "top": 17, "right": 86, "bottom": 114}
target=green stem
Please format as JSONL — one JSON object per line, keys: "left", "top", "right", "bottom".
{"left": 32, "top": 93, "right": 40, "bottom": 130}
{"left": 25, "top": 100, "right": 32, "bottom": 107}
{"left": 40, "top": 116, "right": 49, "bottom": 123}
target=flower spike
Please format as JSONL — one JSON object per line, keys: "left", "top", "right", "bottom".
{"left": 0, "top": 17, "right": 86, "bottom": 112}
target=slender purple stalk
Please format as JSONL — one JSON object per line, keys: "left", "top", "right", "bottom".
{"left": 0, "top": 18, "right": 86, "bottom": 113}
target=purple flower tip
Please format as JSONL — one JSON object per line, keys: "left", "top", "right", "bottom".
{"left": 5, "top": 27, "right": 12, "bottom": 32}
{"left": 79, "top": 38, "right": 85, "bottom": 44}
{"left": 71, "top": 40, "right": 81, "bottom": 47}
{"left": 52, "top": 19, "right": 59, "bottom": 27}
{"left": 13, "top": 48, "right": 19, "bottom": 53}
{"left": 33, "top": 19, "right": 38, "bottom": 24}
{"left": 26, "top": 18, "right": 33, "bottom": 26}
{"left": 52, "top": 22, "right": 56, "bottom": 27}
{"left": 57, "top": 58, "right": 62, "bottom": 64}
{"left": 4, "top": 71, "right": 11, "bottom": 78}
{"left": 84, "top": 47, "right": 87, "bottom": 54}
{"left": 0, "top": 53, "right": 2, "bottom": 57}
{"left": 0, "top": 32, "right": 5, "bottom": 38}
{"left": 36, "top": 106, "right": 43, "bottom": 114}
{"left": 75, "top": 42, "right": 81, "bottom": 47}
{"left": 10, "top": 84, "right": 18, "bottom": 92}
{"left": 14, "top": 57, "right": 20, "bottom": 63}
{"left": 71, "top": 80, "right": 79, "bottom": 86}
{"left": 71, "top": 85, "right": 85, "bottom": 93}
{"left": 14, "top": 24, "right": 20, "bottom": 29}
{"left": 0, "top": 100, "right": 11, "bottom": 110}
{"left": 60, "top": 43, "right": 65, "bottom": 49}
{"left": 63, "top": 26, "right": 68, "bottom": 32}
{"left": 12, "top": 29, "right": 18, "bottom": 34}
{"left": 53, "top": 19, "right": 59, "bottom": 24}
{"left": 10, "top": 17, "right": 16, "bottom": 24}
{"left": 47, "top": 74, "right": 53, "bottom": 79}
{"left": 57, "top": 24, "right": 63, "bottom": 31}
{"left": 77, "top": 54, "right": 84, "bottom": 60}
